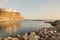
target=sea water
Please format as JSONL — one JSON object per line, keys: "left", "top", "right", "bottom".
{"left": 0, "top": 20, "right": 53, "bottom": 39}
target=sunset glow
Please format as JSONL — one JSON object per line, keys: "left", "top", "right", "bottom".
{"left": 0, "top": 0, "right": 60, "bottom": 19}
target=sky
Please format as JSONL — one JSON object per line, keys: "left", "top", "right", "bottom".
{"left": 0, "top": 0, "right": 60, "bottom": 19}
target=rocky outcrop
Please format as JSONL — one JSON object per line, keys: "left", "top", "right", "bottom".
{"left": 45, "top": 20, "right": 60, "bottom": 31}
{"left": 0, "top": 8, "right": 24, "bottom": 21}
{"left": 0, "top": 8, "right": 24, "bottom": 28}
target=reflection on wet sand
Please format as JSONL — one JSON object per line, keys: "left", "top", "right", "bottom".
{"left": 0, "top": 21, "right": 20, "bottom": 35}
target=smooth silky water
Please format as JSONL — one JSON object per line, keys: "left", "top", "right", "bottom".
{"left": 0, "top": 20, "right": 53, "bottom": 39}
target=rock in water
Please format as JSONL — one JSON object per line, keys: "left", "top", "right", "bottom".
{"left": 0, "top": 8, "right": 24, "bottom": 27}
{"left": 0, "top": 8, "right": 24, "bottom": 21}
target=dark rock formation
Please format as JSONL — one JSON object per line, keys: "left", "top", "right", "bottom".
{"left": 45, "top": 20, "right": 60, "bottom": 31}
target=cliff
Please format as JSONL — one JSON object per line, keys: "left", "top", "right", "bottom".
{"left": 0, "top": 8, "right": 24, "bottom": 21}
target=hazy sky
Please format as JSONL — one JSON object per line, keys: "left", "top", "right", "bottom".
{"left": 0, "top": 0, "right": 60, "bottom": 19}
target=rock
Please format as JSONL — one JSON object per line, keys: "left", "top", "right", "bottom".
{"left": 45, "top": 20, "right": 60, "bottom": 31}
{"left": 0, "top": 8, "right": 24, "bottom": 21}
{"left": 0, "top": 8, "right": 24, "bottom": 28}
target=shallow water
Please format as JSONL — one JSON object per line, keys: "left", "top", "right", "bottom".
{"left": 0, "top": 20, "right": 53, "bottom": 39}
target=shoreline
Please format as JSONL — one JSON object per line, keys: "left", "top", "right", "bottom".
{"left": 2, "top": 27, "right": 60, "bottom": 40}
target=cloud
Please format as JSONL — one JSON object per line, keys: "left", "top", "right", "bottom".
{"left": 0, "top": 0, "right": 8, "bottom": 7}
{"left": 0, "top": 0, "right": 8, "bottom": 4}
{"left": 3, "top": 0, "right": 8, "bottom": 3}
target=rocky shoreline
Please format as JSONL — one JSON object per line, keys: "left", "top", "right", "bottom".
{"left": 2, "top": 27, "right": 60, "bottom": 40}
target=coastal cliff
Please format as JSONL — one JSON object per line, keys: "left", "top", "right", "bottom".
{"left": 0, "top": 8, "right": 24, "bottom": 27}
{"left": 0, "top": 8, "right": 24, "bottom": 21}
